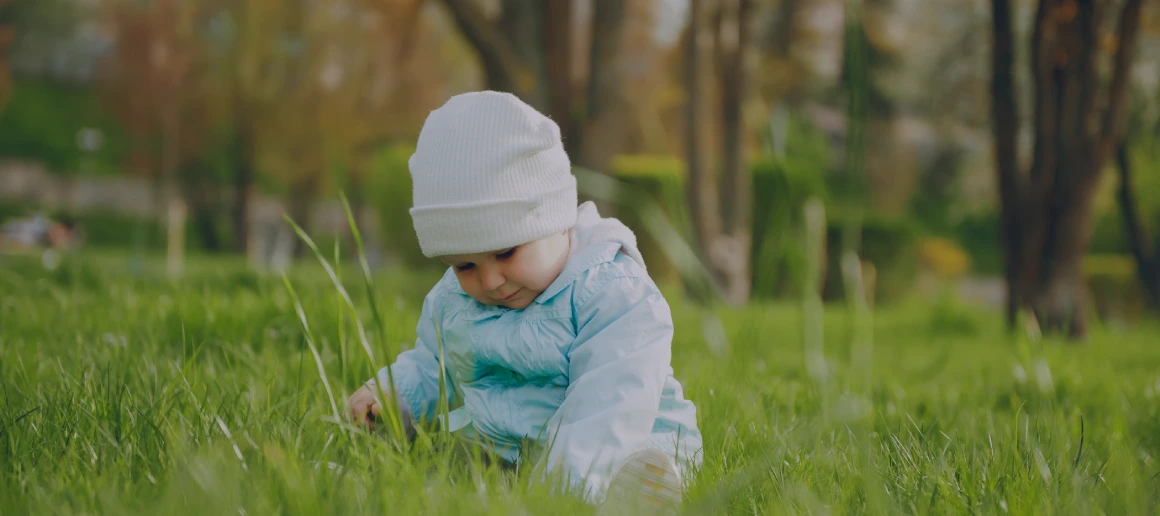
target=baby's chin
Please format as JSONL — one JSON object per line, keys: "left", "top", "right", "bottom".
{"left": 502, "top": 296, "right": 536, "bottom": 310}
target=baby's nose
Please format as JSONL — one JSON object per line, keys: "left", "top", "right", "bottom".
{"left": 479, "top": 265, "right": 506, "bottom": 290}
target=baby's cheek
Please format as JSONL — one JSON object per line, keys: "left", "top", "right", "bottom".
{"left": 454, "top": 273, "right": 481, "bottom": 297}
{"left": 529, "top": 265, "right": 564, "bottom": 291}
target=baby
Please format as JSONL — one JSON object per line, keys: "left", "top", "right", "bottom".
{"left": 347, "top": 91, "right": 702, "bottom": 510}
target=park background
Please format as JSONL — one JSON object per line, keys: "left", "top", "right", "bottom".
{"left": 4, "top": 0, "right": 1160, "bottom": 514}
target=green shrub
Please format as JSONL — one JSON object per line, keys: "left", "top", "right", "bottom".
{"left": 606, "top": 154, "right": 689, "bottom": 285}
{"left": 1089, "top": 211, "right": 1130, "bottom": 254}
{"left": 749, "top": 111, "right": 834, "bottom": 299}
{"left": 951, "top": 210, "right": 1003, "bottom": 276}
{"left": 917, "top": 237, "right": 971, "bottom": 279}
{"left": 822, "top": 213, "right": 921, "bottom": 304}
{"left": 1084, "top": 253, "right": 1148, "bottom": 325}
{"left": 601, "top": 149, "right": 927, "bottom": 304}
{"left": 366, "top": 144, "right": 437, "bottom": 270}
{"left": 949, "top": 203, "right": 1160, "bottom": 277}
{"left": 749, "top": 154, "right": 829, "bottom": 299}
{"left": 603, "top": 151, "right": 834, "bottom": 295}
{"left": 0, "top": 78, "right": 128, "bottom": 175}
{"left": 924, "top": 290, "right": 986, "bottom": 338}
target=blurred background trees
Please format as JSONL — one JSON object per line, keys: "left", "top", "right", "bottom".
{"left": 991, "top": 0, "right": 1148, "bottom": 338}
{"left": 2, "top": 0, "right": 1160, "bottom": 338}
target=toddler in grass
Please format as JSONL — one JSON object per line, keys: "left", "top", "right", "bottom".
{"left": 346, "top": 91, "right": 702, "bottom": 510}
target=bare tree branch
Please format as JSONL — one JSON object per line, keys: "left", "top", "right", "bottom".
{"left": 770, "top": 0, "right": 799, "bottom": 56}
{"left": 1099, "top": 0, "right": 1145, "bottom": 162}
{"left": 394, "top": 0, "right": 427, "bottom": 63}
{"left": 439, "top": 0, "right": 531, "bottom": 97}
{"left": 685, "top": 0, "right": 721, "bottom": 268}
{"left": 1028, "top": 0, "right": 1054, "bottom": 189}
{"left": 542, "top": 0, "right": 573, "bottom": 146}
{"left": 990, "top": 0, "right": 1022, "bottom": 327}
{"left": 721, "top": 0, "right": 752, "bottom": 237}
{"left": 1115, "top": 142, "right": 1160, "bottom": 309}
{"left": 1076, "top": 0, "right": 1100, "bottom": 151}
{"left": 576, "top": 0, "right": 628, "bottom": 174}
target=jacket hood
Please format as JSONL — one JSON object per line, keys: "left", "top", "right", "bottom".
{"left": 569, "top": 201, "right": 647, "bottom": 271}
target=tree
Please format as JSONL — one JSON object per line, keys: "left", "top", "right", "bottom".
{"left": 1115, "top": 140, "right": 1160, "bottom": 311}
{"left": 1116, "top": 80, "right": 1160, "bottom": 313}
{"left": 436, "top": 0, "right": 629, "bottom": 176}
{"left": 100, "top": 0, "right": 209, "bottom": 241}
{"left": 208, "top": 0, "right": 292, "bottom": 253}
{"left": 851, "top": 0, "right": 910, "bottom": 215}
{"left": 685, "top": 0, "right": 755, "bottom": 306}
{"left": 0, "top": 0, "right": 13, "bottom": 110}
{"left": 315, "top": 0, "right": 436, "bottom": 224}
{"left": 201, "top": 0, "right": 438, "bottom": 255}
{"left": 990, "top": 0, "right": 1145, "bottom": 339}
{"left": 0, "top": 0, "right": 82, "bottom": 110}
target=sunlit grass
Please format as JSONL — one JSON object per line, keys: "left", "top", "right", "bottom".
{"left": 3, "top": 248, "right": 1160, "bottom": 514}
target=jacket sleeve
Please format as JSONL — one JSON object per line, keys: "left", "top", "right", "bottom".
{"left": 539, "top": 270, "right": 673, "bottom": 503}
{"left": 367, "top": 288, "right": 453, "bottom": 425}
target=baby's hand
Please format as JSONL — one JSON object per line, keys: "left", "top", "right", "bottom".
{"left": 348, "top": 385, "right": 382, "bottom": 430}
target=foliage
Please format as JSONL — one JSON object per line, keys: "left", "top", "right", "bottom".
{"left": 824, "top": 212, "right": 921, "bottom": 303}
{"left": 0, "top": 78, "right": 128, "bottom": 174}
{"left": 988, "top": 0, "right": 1146, "bottom": 338}
{"left": 750, "top": 113, "right": 833, "bottom": 299}
{"left": 606, "top": 153, "right": 691, "bottom": 285}
{"left": 1089, "top": 142, "right": 1160, "bottom": 255}
{"left": 0, "top": 0, "right": 86, "bottom": 108}
{"left": 3, "top": 253, "right": 1160, "bottom": 514}
{"left": 593, "top": 149, "right": 833, "bottom": 295}
{"left": 1084, "top": 253, "right": 1149, "bottom": 325}
{"left": 359, "top": 118, "right": 924, "bottom": 305}
{"left": 0, "top": 0, "right": 81, "bottom": 44}
{"left": 366, "top": 143, "right": 431, "bottom": 270}
{"left": 917, "top": 237, "right": 971, "bottom": 279}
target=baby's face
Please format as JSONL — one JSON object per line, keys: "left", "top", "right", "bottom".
{"left": 440, "top": 231, "right": 570, "bottom": 310}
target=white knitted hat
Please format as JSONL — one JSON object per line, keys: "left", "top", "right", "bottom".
{"left": 408, "top": 91, "right": 577, "bottom": 257}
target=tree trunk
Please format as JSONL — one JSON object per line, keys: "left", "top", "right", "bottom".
{"left": 684, "top": 0, "right": 754, "bottom": 306}
{"left": 440, "top": 0, "right": 535, "bottom": 102}
{"left": 770, "top": 0, "right": 799, "bottom": 56}
{"left": 684, "top": 0, "right": 720, "bottom": 274}
{"left": 499, "top": 0, "right": 547, "bottom": 110}
{"left": 193, "top": 205, "right": 221, "bottom": 252}
{"left": 1116, "top": 143, "right": 1160, "bottom": 310}
{"left": 0, "top": 0, "right": 13, "bottom": 111}
{"left": 989, "top": 0, "right": 1144, "bottom": 339}
{"left": 190, "top": 189, "right": 222, "bottom": 252}
{"left": 179, "top": 157, "right": 222, "bottom": 252}
{"left": 1028, "top": 173, "right": 1101, "bottom": 337}
{"left": 542, "top": 0, "right": 574, "bottom": 150}
{"left": 159, "top": 99, "right": 181, "bottom": 221}
{"left": 441, "top": 0, "right": 636, "bottom": 189}
{"left": 575, "top": 0, "right": 628, "bottom": 176}
{"left": 717, "top": 0, "right": 753, "bottom": 304}
{"left": 231, "top": 128, "right": 254, "bottom": 253}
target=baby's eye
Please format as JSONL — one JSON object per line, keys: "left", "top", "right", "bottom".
{"left": 455, "top": 263, "right": 475, "bottom": 272}
{"left": 496, "top": 247, "right": 517, "bottom": 260}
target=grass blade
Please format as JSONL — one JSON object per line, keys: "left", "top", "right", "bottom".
{"left": 282, "top": 211, "right": 408, "bottom": 444}
{"left": 281, "top": 273, "right": 343, "bottom": 433}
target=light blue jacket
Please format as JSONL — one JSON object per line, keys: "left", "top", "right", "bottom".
{"left": 370, "top": 202, "right": 702, "bottom": 502}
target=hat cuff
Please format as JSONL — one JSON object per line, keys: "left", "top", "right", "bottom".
{"left": 410, "top": 181, "right": 578, "bottom": 257}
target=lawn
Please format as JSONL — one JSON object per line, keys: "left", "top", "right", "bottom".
{"left": 2, "top": 250, "right": 1160, "bottom": 514}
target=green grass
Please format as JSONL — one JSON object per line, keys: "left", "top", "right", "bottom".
{"left": 2, "top": 249, "right": 1160, "bottom": 515}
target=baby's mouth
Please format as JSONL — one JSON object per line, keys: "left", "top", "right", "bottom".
{"left": 497, "top": 288, "right": 522, "bottom": 302}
